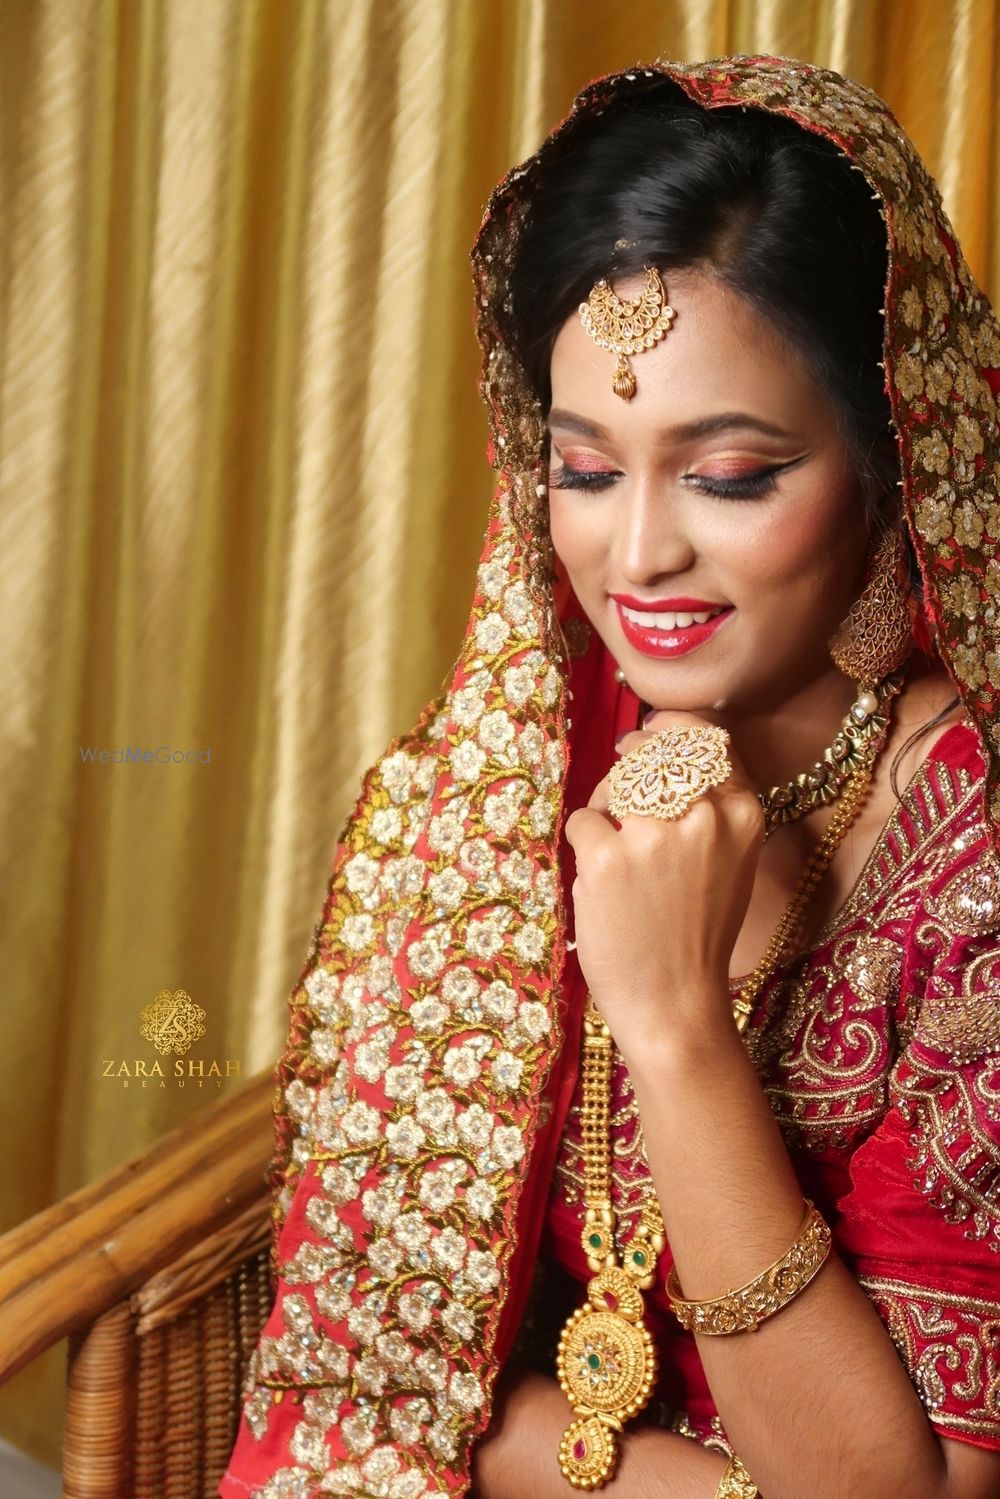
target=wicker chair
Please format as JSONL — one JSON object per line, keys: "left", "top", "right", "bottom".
{"left": 0, "top": 1071, "right": 276, "bottom": 1498}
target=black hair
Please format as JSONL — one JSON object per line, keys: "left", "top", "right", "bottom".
{"left": 503, "top": 79, "right": 958, "bottom": 789}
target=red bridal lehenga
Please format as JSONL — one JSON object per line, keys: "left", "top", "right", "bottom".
{"left": 218, "top": 54, "right": 1000, "bottom": 1499}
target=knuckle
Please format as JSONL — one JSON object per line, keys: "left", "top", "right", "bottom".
{"left": 615, "top": 731, "right": 645, "bottom": 755}
{"left": 588, "top": 845, "right": 616, "bottom": 880}
{"left": 685, "top": 794, "right": 720, "bottom": 825}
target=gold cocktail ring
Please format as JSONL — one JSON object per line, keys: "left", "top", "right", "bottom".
{"left": 607, "top": 725, "right": 732, "bottom": 822}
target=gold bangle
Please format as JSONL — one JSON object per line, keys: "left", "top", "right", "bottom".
{"left": 715, "top": 1453, "right": 758, "bottom": 1497}
{"left": 665, "top": 1198, "right": 832, "bottom": 1336}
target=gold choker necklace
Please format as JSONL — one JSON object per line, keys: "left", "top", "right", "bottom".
{"left": 758, "top": 672, "right": 906, "bottom": 825}
{"left": 555, "top": 673, "right": 903, "bottom": 1489}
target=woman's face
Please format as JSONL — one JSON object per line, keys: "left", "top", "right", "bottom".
{"left": 547, "top": 266, "right": 874, "bottom": 713}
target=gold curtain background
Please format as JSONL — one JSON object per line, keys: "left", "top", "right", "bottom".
{"left": 2, "top": 0, "right": 998, "bottom": 1471}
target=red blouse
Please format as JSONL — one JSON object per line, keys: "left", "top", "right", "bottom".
{"left": 541, "top": 718, "right": 1000, "bottom": 1454}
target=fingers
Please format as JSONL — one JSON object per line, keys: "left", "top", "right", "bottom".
{"left": 622, "top": 708, "right": 728, "bottom": 747}
{"left": 571, "top": 713, "right": 760, "bottom": 838}
{"left": 588, "top": 778, "right": 611, "bottom": 815}
{"left": 564, "top": 802, "right": 619, "bottom": 859}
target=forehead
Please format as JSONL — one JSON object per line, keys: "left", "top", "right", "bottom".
{"left": 550, "top": 267, "right": 830, "bottom": 437}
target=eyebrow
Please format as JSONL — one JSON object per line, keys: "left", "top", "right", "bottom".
{"left": 545, "top": 408, "right": 797, "bottom": 442}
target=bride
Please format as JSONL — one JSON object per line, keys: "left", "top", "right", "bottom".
{"left": 219, "top": 55, "right": 1000, "bottom": 1499}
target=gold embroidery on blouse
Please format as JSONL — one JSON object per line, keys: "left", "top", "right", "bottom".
{"left": 843, "top": 935, "right": 904, "bottom": 1007}
{"left": 910, "top": 984, "right": 1000, "bottom": 1064}
{"left": 807, "top": 758, "right": 975, "bottom": 943}
{"left": 745, "top": 760, "right": 978, "bottom": 1153}
{"left": 891, "top": 1055, "right": 1000, "bottom": 1254}
{"left": 858, "top": 1275, "right": 1000, "bottom": 1438}
{"left": 925, "top": 848, "right": 1000, "bottom": 934}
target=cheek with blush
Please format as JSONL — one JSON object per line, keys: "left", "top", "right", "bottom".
{"left": 729, "top": 492, "right": 865, "bottom": 642}
{"left": 548, "top": 495, "right": 609, "bottom": 587}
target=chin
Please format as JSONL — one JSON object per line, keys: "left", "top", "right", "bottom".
{"left": 632, "top": 686, "right": 729, "bottom": 713}
{"left": 625, "top": 662, "right": 749, "bottom": 715}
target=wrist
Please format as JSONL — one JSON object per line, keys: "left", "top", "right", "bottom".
{"left": 612, "top": 983, "right": 743, "bottom": 1078}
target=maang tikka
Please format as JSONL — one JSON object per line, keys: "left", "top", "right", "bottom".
{"left": 579, "top": 249, "right": 675, "bottom": 400}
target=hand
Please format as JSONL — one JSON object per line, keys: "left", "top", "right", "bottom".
{"left": 563, "top": 709, "right": 765, "bottom": 1059}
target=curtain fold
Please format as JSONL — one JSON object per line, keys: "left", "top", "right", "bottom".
{"left": 1, "top": 0, "right": 996, "bottom": 1470}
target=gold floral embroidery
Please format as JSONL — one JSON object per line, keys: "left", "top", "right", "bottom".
{"left": 242, "top": 456, "right": 575, "bottom": 1492}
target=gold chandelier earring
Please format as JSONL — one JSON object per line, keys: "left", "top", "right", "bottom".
{"left": 827, "top": 523, "right": 915, "bottom": 691}
{"left": 578, "top": 260, "right": 675, "bottom": 400}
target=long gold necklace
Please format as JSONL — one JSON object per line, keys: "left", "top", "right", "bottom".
{"left": 555, "top": 681, "right": 901, "bottom": 1490}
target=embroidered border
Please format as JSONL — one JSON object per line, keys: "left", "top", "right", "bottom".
{"left": 891, "top": 1053, "right": 1000, "bottom": 1254}
{"left": 859, "top": 1274, "right": 1000, "bottom": 1441}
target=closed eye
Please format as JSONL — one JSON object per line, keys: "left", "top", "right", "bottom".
{"left": 686, "top": 469, "right": 781, "bottom": 500}
{"left": 548, "top": 463, "right": 786, "bottom": 501}
{"left": 546, "top": 464, "right": 619, "bottom": 492}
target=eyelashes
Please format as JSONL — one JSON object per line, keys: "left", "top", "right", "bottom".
{"left": 547, "top": 464, "right": 783, "bottom": 501}
{"left": 685, "top": 469, "right": 781, "bottom": 501}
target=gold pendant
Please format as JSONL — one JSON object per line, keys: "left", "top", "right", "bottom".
{"left": 558, "top": 1414, "right": 619, "bottom": 1490}
{"left": 556, "top": 1267, "right": 658, "bottom": 1489}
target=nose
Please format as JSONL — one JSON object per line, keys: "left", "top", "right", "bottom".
{"left": 614, "top": 477, "right": 696, "bottom": 583}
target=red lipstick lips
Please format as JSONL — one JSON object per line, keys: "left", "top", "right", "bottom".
{"left": 613, "top": 598, "right": 734, "bottom": 659}
{"left": 612, "top": 594, "right": 726, "bottom": 611}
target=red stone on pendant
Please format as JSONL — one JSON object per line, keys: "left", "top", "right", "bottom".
{"left": 573, "top": 1438, "right": 587, "bottom": 1461}
{"left": 603, "top": 1290, "right": 618, "bottom": 1310}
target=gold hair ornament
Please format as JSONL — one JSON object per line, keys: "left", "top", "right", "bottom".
{"left": 578, "top": 265, "right": 675, "bottom": 399}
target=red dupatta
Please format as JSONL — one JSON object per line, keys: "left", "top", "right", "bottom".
{"left": 219, "top": 54, "right": 1000, "bottom": 1498}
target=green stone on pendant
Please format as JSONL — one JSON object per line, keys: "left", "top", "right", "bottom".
{"left": 632, "top": 1249, "right": 647, "bottom": 1266}
{"left": 588, "top": 1232, "right": 603, "bottom": 1249}
{"left": 587, "top": 1352, "right": 602, "bottom": 1370}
